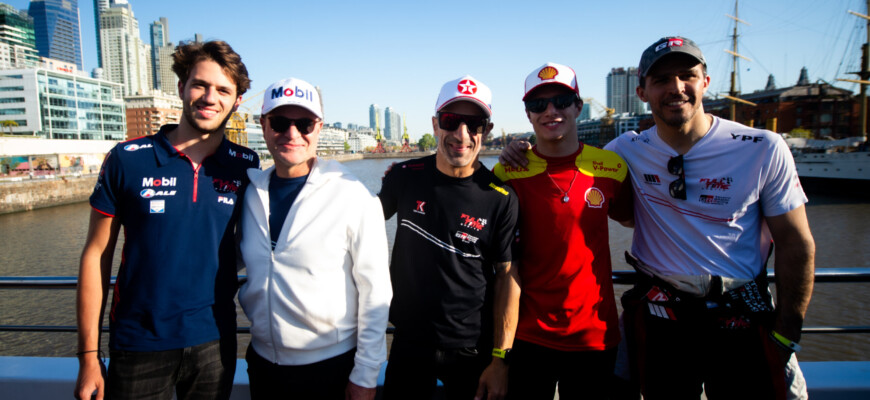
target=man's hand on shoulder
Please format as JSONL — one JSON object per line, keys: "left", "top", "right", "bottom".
{"left": 381, "top": 161, "right": 398, "bottom": 181}
{"left": 498, "top": 140, "right": 532, "bottom": 168}
{"left": 345, "top": 381, "right": 376, "bottom": 400}
{"left": 474, "top": 359, "right": 509, "bottom": 400}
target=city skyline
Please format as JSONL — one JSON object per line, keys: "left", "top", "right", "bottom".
{"left": 2, "top": 0, "right": 865, "bottom": 141}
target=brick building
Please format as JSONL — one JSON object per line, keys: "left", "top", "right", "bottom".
{"left": 124, "top": 92, "right": 181, "bottom": 139}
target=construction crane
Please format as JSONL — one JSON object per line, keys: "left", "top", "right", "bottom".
{"left": 371, "top": 109, "right": 386, "bottom": 153}
{"left": 400, "top": 113, "right": 413, "bottom": 152}
{"left": 583, "top": 97, "right": 616, "bottom": 146}
{"left": 224, "top": 88, "right": 266, "bottom": 147}
{"left": 583, "top": 97, "right": 615, "bottom": 124}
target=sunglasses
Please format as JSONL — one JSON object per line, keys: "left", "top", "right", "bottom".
{"left": 437, "top": 112, "right": 490, "bottom": 134}
{"left": 268, "top": 115, "right": 317, "bottom": 134}
{"left": 668, "top": 154, "right": 687, "bottom": 200}
{"left": 524, "top": 93, "right": 578, "bottom": 113}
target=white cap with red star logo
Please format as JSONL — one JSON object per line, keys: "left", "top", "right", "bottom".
{"left": 523, "top": 62, "right": 579, "bottom": 100}
{"left": 434, "top": 75, "right": 492, "bottom": 117}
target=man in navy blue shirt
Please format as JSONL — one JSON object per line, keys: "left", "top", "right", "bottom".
{"left": 74, "top": 40, "right": 259, "bottom": 400}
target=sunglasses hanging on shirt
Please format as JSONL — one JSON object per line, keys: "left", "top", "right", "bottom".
{"left": 668, "top": 154, "right": 687, "bottom": 200}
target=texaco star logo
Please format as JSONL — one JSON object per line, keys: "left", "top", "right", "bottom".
{"left": 457, "top": 79, "right": 477, "bottom": 95}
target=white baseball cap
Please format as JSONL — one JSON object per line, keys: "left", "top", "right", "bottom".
{"left": 261, "top": 77, "right": 322, "bottom": 119}
{"left": 434, "top": 75, "right": 492, "bottom": 117}
{"left": 523, "top": 62, "right": 579, "bottom": 100}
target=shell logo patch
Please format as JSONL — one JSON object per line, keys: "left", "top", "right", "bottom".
{"left": 585, "top": 187, "right": 605, "bottom": 208}
{"left": 538, "top": 66, "right": 558, "bottom": 80}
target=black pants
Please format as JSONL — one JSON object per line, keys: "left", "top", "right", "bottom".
{"left": 507, "top": 339, "right": 617, "bottom": 400}
{"left": 245, "top": 345, "right": 355, "bottom": 400}
{"left": 382, "top": 334, "right": 490, "bottom": 400}
{"left": 622, "top": 282, "right": 787, "bottom": 400}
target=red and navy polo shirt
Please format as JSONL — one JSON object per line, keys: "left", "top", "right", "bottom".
{"left": 91, "top": 124, "right": 259, "bottom": 352}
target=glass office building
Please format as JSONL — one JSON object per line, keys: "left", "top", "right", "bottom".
{"left": 28, "top": 0, "right": 84, "bottom": 71}
{"left": 0, "top": 68, "right": 125, "bottom": 140}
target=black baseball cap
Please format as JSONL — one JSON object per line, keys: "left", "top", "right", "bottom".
{"left": 638, "top": 36, "right": 706, "bottom": 79}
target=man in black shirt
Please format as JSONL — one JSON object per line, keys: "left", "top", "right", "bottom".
{"left": 379, "top": 76, "right": 520, "bottom": 400}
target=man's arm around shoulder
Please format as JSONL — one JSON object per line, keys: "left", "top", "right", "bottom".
{"left": 766, "top": 205, "right": 815, "bottom": 361}
{"left": 74, "top": 209, "right": 120, "bottom": 400}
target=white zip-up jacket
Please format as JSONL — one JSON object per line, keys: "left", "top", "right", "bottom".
{"left": 238, "top": 158, "right": 392, "bottom": 388}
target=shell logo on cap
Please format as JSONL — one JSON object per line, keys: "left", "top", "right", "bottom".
{"left": 538, "top": 66, "right": 559, "bottom": 80}
{"left": 457, "top": 79, "right": 477, "bottom": 95}
{"left": 585, "top": 187, "right": 605, "bottom": 208}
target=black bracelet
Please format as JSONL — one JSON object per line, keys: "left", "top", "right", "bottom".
{"left": 75, "top": 349, "right": 103, "bottom": 357}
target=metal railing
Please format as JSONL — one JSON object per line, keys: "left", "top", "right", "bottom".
{"left": 2, "top": 268, "right": 870, "bottom": 334}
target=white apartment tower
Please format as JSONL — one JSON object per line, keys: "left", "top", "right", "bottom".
{"left": 99, "top": 3, "right": 151, "bottom": 96}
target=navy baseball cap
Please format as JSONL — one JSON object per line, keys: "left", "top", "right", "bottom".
{"left": 638, "top": 36, "right": 706, "bottom": 79}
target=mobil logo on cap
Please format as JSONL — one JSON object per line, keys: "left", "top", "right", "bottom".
{"left": 271, "top": 85, "right": 314, "bottom": 102}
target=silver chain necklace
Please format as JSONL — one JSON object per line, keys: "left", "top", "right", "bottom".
{"left": 546, "top": 169, "right": 579, "bottom": 203}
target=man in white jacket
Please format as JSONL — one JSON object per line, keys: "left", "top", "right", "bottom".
{"left": 238, "top": 77, "right": 392, "bottom": 400}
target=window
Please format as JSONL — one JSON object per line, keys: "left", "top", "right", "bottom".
{"left": 0, "top": 108, "right": 26, "bottom": 115}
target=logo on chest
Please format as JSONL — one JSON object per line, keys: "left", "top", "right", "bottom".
{"left": 213, "top": 178, "right": 241, "bottom": 194}
{"left": 414, "top": 201, "right": 426, "bottom": 215}
{"left": 455, "top": 231, "right": 480, "bottom": 244}
{"left": 460, "top": 213, "right": 487, "bottom": 231}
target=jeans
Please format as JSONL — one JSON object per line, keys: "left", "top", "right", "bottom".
{"left": 107, "top": 338, "right": 236, "bottom": 400}
{"left": 245, "top": 345, "right": 355, "bottom": 400}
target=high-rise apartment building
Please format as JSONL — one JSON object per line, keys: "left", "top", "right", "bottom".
{"left": 383, "top": 107, "right": 394, "bottom": 140}
{"left": 369, "top": 103, "right": 379, "bottom": 131}
{"left": 383, "top": 107, "right": 401, "bottom": 141}
{"left": 391, "top": 110, "right": 401, "bottom": 142}
{"left": 28, "top": 0, "right": 84, "bottom": 70}
{"left": 0, "top": 4, "right": 39, "bottom": 69}
{"left": 606, "top": 67, "right": 645, "bottom": 115}
{"left": 156, "top": 44, "right": 176, "bottom": 94}
{"left": 99, "top": 3, "right": 151, "bottom": 96}
{"left": 149, "top": 17, "right": 173, "bottom": 92}
{"left": 92, "top": 0, "right": 109, "bottom": 68}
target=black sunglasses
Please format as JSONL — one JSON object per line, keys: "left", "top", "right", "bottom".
{"left": 524, "top": 93, "right": 578, "bottom": 113}
{"left": 668, "top": 154, "right": 687, "bottom": 200}
{"left": 437, "top": 112, "right": 490, "bottom": 134}
{"left": 268, "top": 115, "right": 316, "bottom": 135}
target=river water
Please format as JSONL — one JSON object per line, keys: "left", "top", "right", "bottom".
{"left": 0, "top": 156, "right": 868, "bottom": 361}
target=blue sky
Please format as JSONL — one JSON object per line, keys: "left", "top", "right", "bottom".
{"left": 6, "top": 0, "right": 867, "bottom": 140}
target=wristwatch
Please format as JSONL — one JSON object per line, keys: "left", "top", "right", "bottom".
{"left": 492, "top": 348, "right": 513, "bottom": 364}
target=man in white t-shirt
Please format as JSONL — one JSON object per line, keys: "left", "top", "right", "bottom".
{"left": 500, "top": 36, "right": 815, "bottom": 399}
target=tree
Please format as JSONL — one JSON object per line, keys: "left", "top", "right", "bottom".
{"left": 1, "top": 120, "right": 18, "bottom": 135}
{"left": 344, "top": 141, "right": 351, "bottom": 153}
{"left": 529, "top": 135, "right": 537, "bottom": 145}
{"left": 418, "top": 133, "right": 437, "bottom": 151}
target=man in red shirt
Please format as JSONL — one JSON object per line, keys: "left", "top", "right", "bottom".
{"left": 493, "top": 63, "right": 631, "bottom": 399}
